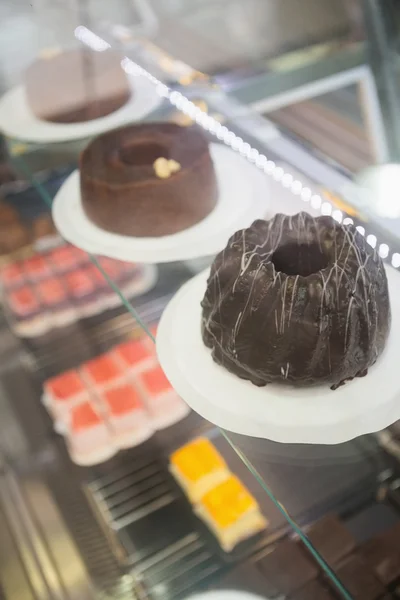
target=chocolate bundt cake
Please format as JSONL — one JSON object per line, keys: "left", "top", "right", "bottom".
{"left": 80, "top": 123, "right": 218, "bottom": 237}
{"left": 201, "top": 212, "right": 391, "bottom": 389}
{"left": 25, "top": 49, "right": 130, "bottom": 123}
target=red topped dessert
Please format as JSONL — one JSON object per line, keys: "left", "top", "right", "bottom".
{"left": 81, "top": 354, "right": 125, "bottom": 390}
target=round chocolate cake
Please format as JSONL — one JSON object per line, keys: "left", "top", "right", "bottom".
{"left": 25, "top": 49, "right": 130, "bottom": 123}
{"left": 80, "top": 123, "right": 218, "bottom": 237}
{"left": 201, "top": 212, "right": 391, "bottom": 389}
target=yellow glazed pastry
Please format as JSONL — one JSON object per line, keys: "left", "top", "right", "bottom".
{"left": 196, "top": 475, "right": 267, "bottom": 551}
{"left": 170, "top": 437, "right": 230, "bottom": 502}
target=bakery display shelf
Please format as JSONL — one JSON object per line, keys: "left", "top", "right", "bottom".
{"left": 85, "top": 428, "right": 289, "bottom": 565}
{"left": 16, "top": 261, "right": 192, "bottom": 378}
{"left": 0, "top": 252, "right": 158, "bottom": 339}
{"left": 3, "top": 37, "right": 400, "bottom": 600}
{"left": 3, "top": 346, "right": 400, "bottom": 600}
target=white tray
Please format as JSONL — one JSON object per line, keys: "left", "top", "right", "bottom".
{"left": 0, "top": 75, "right": 161, "bottom": 142}
{"left": 52, "top": 143, "right": 270, "bottom": 264}
{"left": 5, "top": 264, "right": 158, "bottom": 338}
{"left": 157, "top": 265, "right": 400, "bottom": 445}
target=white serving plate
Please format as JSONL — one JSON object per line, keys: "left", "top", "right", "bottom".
{"left": 157, "top": 265, "right": 400, "bottom": 445}
{"left": 0, "top": 74, "right": 161, "bottom": 142}
{"left": 52, "top": 143, "right": 271, "bottom": 263}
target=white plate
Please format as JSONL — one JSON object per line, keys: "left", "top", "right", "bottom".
{"left": 52, "top": 143, "right": 270, "bottom": 263}
{"left": 0, "top": 75, "right": 161, "bottom": 142}
{"left": 157, "top": 266, "right": 400, "bottom": 445}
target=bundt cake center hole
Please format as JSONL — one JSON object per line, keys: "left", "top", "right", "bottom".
{"left": 119, "top": 142, "right": 169, "bottom": 166}
{"left": 271, "top": 242, "right": 329, "bottom": 276}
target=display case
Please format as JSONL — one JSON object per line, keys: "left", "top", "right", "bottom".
{"left": 1, "top": 2, "right": 400, "bottom": 600}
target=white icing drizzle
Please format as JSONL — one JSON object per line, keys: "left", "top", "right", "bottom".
{"left": 202, "top": 212, "right": 388, "bottom": 386}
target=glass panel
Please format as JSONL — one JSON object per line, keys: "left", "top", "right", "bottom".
{"left": 1, "top": 2, "right": 400, "bottom": 600}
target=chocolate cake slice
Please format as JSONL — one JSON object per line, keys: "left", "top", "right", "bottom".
{"left": 335, "top": 555, "right": 386, "bottom": 600}
{"left": 256, "top": 540, "right": 318, "bottom": 596}
{"left": 25, "top": 49, "right": 130, "bottom": 123}
{"left": 306, "top": 515, "right": 356, "bottom": 565}
{"left": 80, "top": 123, "right": 218, "bottom": 237}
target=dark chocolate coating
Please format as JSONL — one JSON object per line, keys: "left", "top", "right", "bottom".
{"left": 359, "top": 535, "right": 400, "bottom": 585}
{"left": 0, "top": 201, "right": 18, "bottom": 224}
{"left": 201, "top": 212, "right": 391, "bottom": 389}
{"left": 0, "top": 221, "right": 30, "bottom": 254}
{"left": 256, "top": 540, "right": 318, "bottom": 595}
{"left": 306, "top": 515, "right": 356, "bottom": 565}
{"left": 288, "top": 579, "right": 337, "bottom": 599}
{"left": 336, "top": 555, "right": 385, "bottom": 600}
{"left": 25, "top": 49, "right": 130, "bottom": 124}
{"left": 80, "top": 123, "right": 218, "bottom": 237}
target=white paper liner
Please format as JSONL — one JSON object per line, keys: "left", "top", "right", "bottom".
{"left": 52, "top": 144, "right": 271, "bottom": 263}
{"left": 0, "top": 75, "right": 161, "bottom": 142}
{"left": 157, "top": 266, "right": 400, "bottom": 445}
{"left": 113, "top": 424, "right": 154, "bottom": 450}
{"left": 67, "top": 442, "right": 117, "bottom": 467}
{"left": 151, "top": 397, "right": 191, "bottom": 430}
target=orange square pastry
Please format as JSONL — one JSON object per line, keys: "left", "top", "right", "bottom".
{"left": 170, "top": 438, "right": 230, "bottom": 502}
{"left": 45, "top": 369, "right": 86, "bottom": 401}
{"left": 113, "top": 339, "right": 154, "bottom": 372}
{"left": 103, "top": 384, "right": 145, "bottom": 415}
{"left": 140, "top": 365, "right": 172, "bottom": 396}
{"left": 101, "top": 384, "right": 153, "bottom": 449}
{"left": 80, "top": 354, "right": 125, "bottom": 390}
{"left": 66, "top": 401, "right": 115, "bottom": 465}
{"left": 196, "top": 475, "right": 267, "bottom": 551}
{"left": 43, "top": 369, "right": 88, "bottom": 426}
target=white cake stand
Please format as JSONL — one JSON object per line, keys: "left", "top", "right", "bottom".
{"left": 0, "top": 75, "right": 161, "bottom": 142}
{"left": 52, "top": 143, "right": 271, "bottom": 263}
{"left": 156, "top": 265, "right": 400, "bottom": 445}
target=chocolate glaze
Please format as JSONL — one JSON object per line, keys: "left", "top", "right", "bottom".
{"left": 80, "top": 123, "right": 218, "bottom": 237}
{"left": 306, "top": 515, "right": 356, "bottom": 565}
{"left": 201, "top": 212, "right": 391, "bottom": 389}
{"left": 25, "top": 50, "right": 130, "bottom": 123}
{"left": 288, "top": 580, "right": 337, "bottom": 600}
{"left": 256, "top": 540, "right": 318, "bottom": 595}
{"left": 336, "top": 555, "right": 385, "bottom": 600}
{"left": 359, "top": 535, "right": 400, "bottom": 585}
{"left": 0, "top": 222, "right": 30, "bottom": 254}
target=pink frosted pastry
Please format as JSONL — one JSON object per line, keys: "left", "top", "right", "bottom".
{"left": 64, "top": 269, "right": 100, "bottom": 316}
{"left": 96, "top": 257, "right": 130, "bottom": 308}
{"left": 97, "top": 256, "right": 126, "bottom": 280}
{"left": 23, "top": 255, "right": 52, "bottom": 282}
{"left": 136, "top": 365, "right": 190, "bottom": 429}
{"left": 0, "top": 262, "right": 25, "bottom": 288}
{"left": 101, "top": 384, "right": 153, "bottom": 448}
{"left": 49, "top": 244, "right": 88, "bottom": 273}
{"left": 43, "top": 369, "right": 88, "bottom": 429}
{"left": 113, "top": 339, "right": 155, "bottom": 374}
{"left": 66, "top": 401, "right": 115, "bottom": 465}
{"left": 83, "top": 264, "right": 115, "bottom": 308}
{"left": 80, "top": 354, "right": 125, "bottom": 391}
{"left": 7, "top": 285, "right": 44, "bottom": 336}
{"left": 35, "top": 277, "right": 75, "bottom": 326}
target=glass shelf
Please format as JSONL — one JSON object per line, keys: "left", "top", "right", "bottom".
{"left": 1, "top": 2, "right": 400, "bottom": 600}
